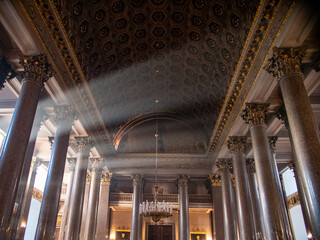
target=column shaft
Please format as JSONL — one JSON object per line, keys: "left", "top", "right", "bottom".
{"left": 65, "top": 137, "right": 92, "bottom": 240}
{"left": 58, "top": 158, "right": 76, "bottom": 240}
{"left": 130, "top": 175, "right": 142, "bottom": 240}
{"left": 0, "top": 77, "right": 46, "bottom": 236}
{"left": 35, "top": 105, "right": 76, "bottom": 240}
{"left": 96, "top": 173, "right": 112, "bottom": 240}
{"left": 80, "top": 178, "right": 91, "bottom": 240}
{"left": 280, "top": 74, "right": 320, "bottom": 238}
{"left": 246, "top": 160, "right": 264, "bottom": 237}
{"left": 178, "top": 178, "right": 190, "bottom": 240}
{"left": 84, "top": 159, "right": 103, "bottom": 240}
{"left": 228, "top": 137, "right": 255, "bottom": 240}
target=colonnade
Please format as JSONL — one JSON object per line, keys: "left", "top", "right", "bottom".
{"left": 0, "top": 48, "right": 319, "bottom": 239}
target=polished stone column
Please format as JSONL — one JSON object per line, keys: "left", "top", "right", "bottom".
{"left": 208, "top": 174, "right": 224, "bottom": 240}
{"left": 131, "top": 175, "right": 143, "bottom": 240}
{"left": 0, "top": 55, "right": 52, "bottom": 237}
{"left": 35, "top": 105, "right": 77, "bottom": 240}
{"left": 246, "top": 159, "right": 264, "bottom": 238}
{"left": 84, "top": 158, "right": 103, "bottom": 240}
{"left": 96, "top": 172, "right": 112, "bottom": 240}
{"left": 16, "top": 158, "right": 42, "bottom": 240}
{"left": 269, "top": 136, "right": 294, "bottom": 239}
{"left": 265, "top": 47, "right": 320, "bottom": 238}
{"left": 227, "top": 136, "right": 255, "bottom": 240}
{"left": 241, "top": 103, "right": 291, "bottom": 239}
{"left": 58, "top": 158, "right": 77, "bottom": 240}
{"left": 80, "top": 172, "right": 91, "bottom": 240}
{"left": 65, "top": 137, "right": 93, "bottom": 240}
{"left": 276, "top": 106, "right": 312, "bottom": 236}
{"left": 177, "top": 175, "right": 190, "bottom": 240}
{"left": 9, "top": 108, "right": 48, "bottom": 239}
{"left": 216, "top": 159, "right": 237, "bottom": 240}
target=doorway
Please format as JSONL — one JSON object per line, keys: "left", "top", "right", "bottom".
{"left": 148, "top": 225, "right": 173, "bottom": 240}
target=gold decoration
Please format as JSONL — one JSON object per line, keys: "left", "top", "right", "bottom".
{"left": 32, "top": 188, "right": 43, "bottom": 202}
{"left": 101, "top": 172, "right": 112, "bottom": 185}
{"left": 227, "top": 136, "right": 247, "bottom": 153}
{"left": 246, "top": 159, "right": 256, "bottom": 173}
{"left": 86, "top": 171, "right": 92, "bottom": 184}
{"left": 19, "top": 54, "right": 53, "bottom": 85}
{"left": 176, "top": 175, "right": 190, "bottom": 186}
{"left": 268, "top": 136, "right": 278, "bottom": 152}
{"left": 241, "top": 103, "right": 269, "bottom": 125}
{"left": 132, "top": 174, "right": 143, "bottom": 186}
{"left": 275, "top": 105, "right": 289, "bottom": 128}
{"left": 208, "top": 174, "right": 221, "bottom": 186}
{"left": 264, "top": 47, "right": 306, "bottom": 79}
{"left": 216, "top": 159, "right": 232, "bottom": 174}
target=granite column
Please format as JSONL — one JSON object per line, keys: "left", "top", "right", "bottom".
{"left": 35, "top": 105, "right": 77, "bottom": 240}
{"left": 227, "top": 136, "right": 255, "bottom": 240}
{"left": 84, "top": 158, "right": 103, "bottom": 240}
{"left": 131, "top": 175, "right": 143, "bottom": 240}
{"left": 241, "top": 103, "right": 292, "bottom": 239}
{"left": 177, "top": 175, "right": 190, "bottom": 240}
{"left": 96, "top": 172, "right": 112, "bottom": 240}
{"left": 246, "top": 159, "right": 264, "bottom": 238}
{"left": 65, "top": 136, "right": 93, "bottom": 240}
{"left": 216, "top": 159, "right": 237, "bottom": 240}
{"left": 265, "top": 47, "right": 320, "bottom": 238}
{"left": 58, "top": 158, "right": 77, "bottom": 240}
{"left": 0, "top": 55, "right": 52, "bottom": 237}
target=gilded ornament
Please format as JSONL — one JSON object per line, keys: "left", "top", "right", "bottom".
{"left": 19, "top": 54, "right": 53, "bottom": 85}
{"left": 176, "top": 175, "right": 190, "bottom": 186}
{"left": 208, "top": 174, "right": 221, "bottom": 186}
{"left": 275, "top": 105, "right": 289, "bottom": 128}
{"left": 101, "top": 172, "right": 112, "bottom": 185}
{"left": 241, "top": 103, "right": 269, "bottom": 125}
{"left": 264, "top": 47, "right": 306, "bottom": 80}
{"left": 227, "top": 136, "right": 247, "bottom": 153}
{"left": 216, "top": 159, "right": 232, "bottom": 174}
{"left": 86, "top": 171, "right": 92, "bottom": 184}
{"left": 132, "top": 174, "right": 143, "bottom": 186}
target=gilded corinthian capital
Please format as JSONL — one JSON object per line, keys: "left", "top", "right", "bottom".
{"left": 209, "top": 174, "right": 221, "bottom": 186}
{"left": 101, "top": 172, "right": 112, "bottom": 185}
{"left": 132, "top": 174, "right": 143, "bottom": 186}
{"left": 241, "top": 103, "right": 269, "bottom": 125}
{"left": 227, "top": 136, "right": 247, "bottom": 153}
{"left": 176, "top": 175, "right": 190, "bottom": 186}
{"left": 19, "top": 54, "right": 53, "bottom": 85}
{"left": 264, "top": 47, "right": 306, "bottom": 79}
{"left": 216, "top": 159, "right": 232, "bottom": 174}
{"left": 89, "top": 158, "right": 103, "bottom": 172}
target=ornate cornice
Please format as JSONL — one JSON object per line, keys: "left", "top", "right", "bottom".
{"left": 227, "top": 136, "right": 247, "bottom": 154}
{"left": 216, "top": 159, "right": 232, "bottom": 174}
{"left": 208, "top": 174, "right": 221, "bottom": 187}
{"left": 54, "top": 105, "right": 78, "bottom": 125}
{"left": 268, "top": 136, "right": 278, "bottom": 152}
{"left": 264, "top": 47, "right": 306, "bottom": 79}
{"left": 246, "top": 159, "right": 256, "bottom": 173}
{"left": 0, "top": 56, "right": 16, "bottom": 89}
{"left": 19, "top": 54, "right": 52, "bottom": 86}
{"left": 132, "top": 174, "right": 143, "bottom": 186}
{"left": 67, "top": 157, "right": 77, "bottom": 171}
{"left": 101, "top": 172, "right": 112, "bottom": 185}
{"left": 241, "top": 103, "right": 269, "bottom": 125}
{"left": 177, "top": 175, "right": 190, "bottom": 186}
{"left": 75, "top": 136, "right": 93, "bottom": 152}
{"left": 207, "top": 0, "right": 289, "bottom": 156}
{"left": 89, "top": 158, "right": 103, "bottom": 172}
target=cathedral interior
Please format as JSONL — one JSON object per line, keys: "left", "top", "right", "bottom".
{"left": 0, "top": 0, "right": 319, "bottom": 239}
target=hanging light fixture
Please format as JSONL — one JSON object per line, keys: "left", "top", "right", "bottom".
{"left": 139, "top": 100, "right": 172, "bottom": 223}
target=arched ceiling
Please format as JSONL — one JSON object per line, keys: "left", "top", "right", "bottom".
{"left": 54, "top": 0, "right": 260, "bottom": 152}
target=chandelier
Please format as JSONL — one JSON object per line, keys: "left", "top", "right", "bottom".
{"left": 139, "top": 100, "right": 172, "bottom": 223}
